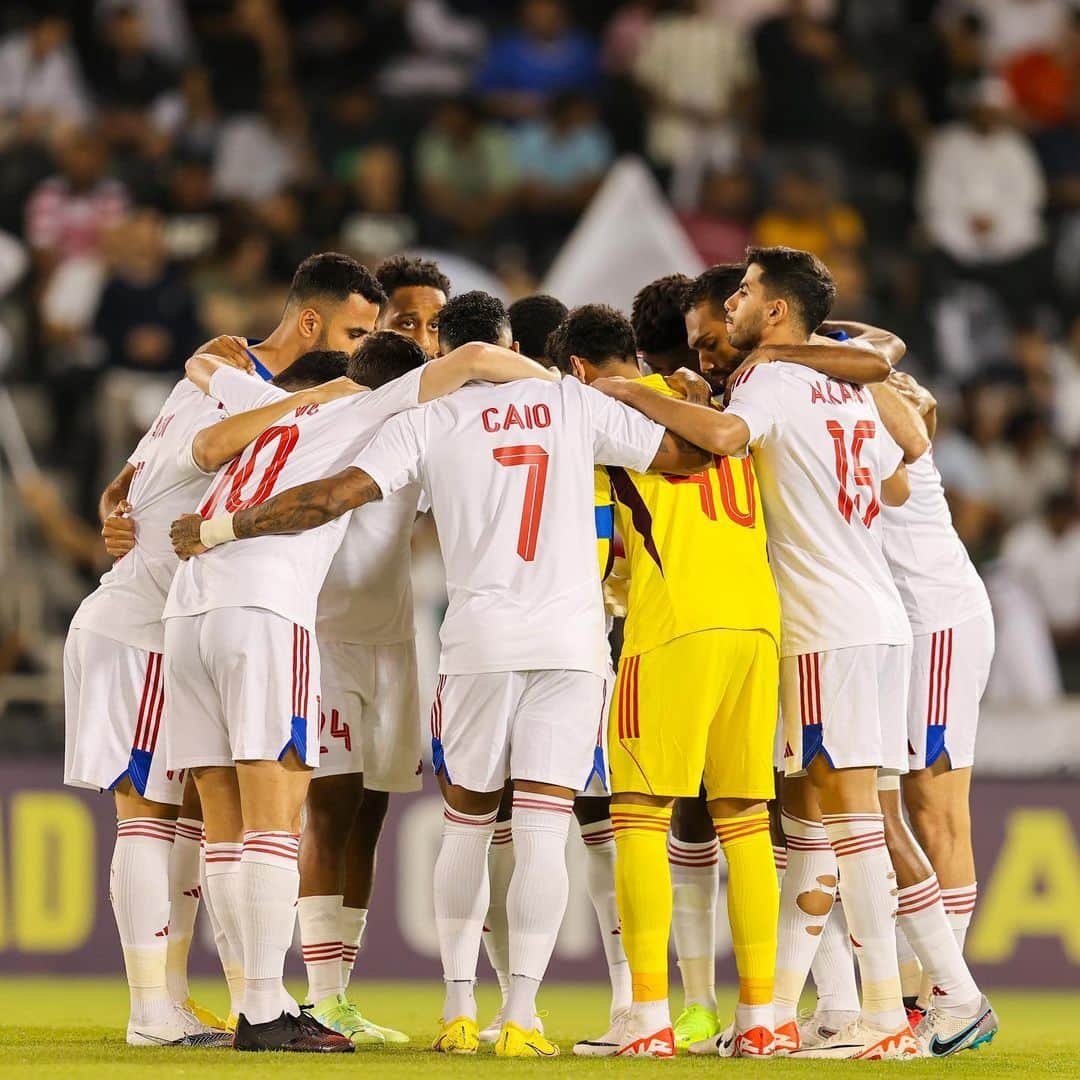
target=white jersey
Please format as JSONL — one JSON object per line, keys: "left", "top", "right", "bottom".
{"left": 356, "top": 376, "right": 665, "bottom": 677}
{"left": 725, "top": 362, "right": 913, "bottom": 657}
{"left": 881, "top": 448, "right": 991, "bottom": 636}
{"left": 71, "top": 379, "right": 225, "bottom": 653}
{"left": 163, "top": 366, "right": 423, "bottom": 631}
{"left": 316, "top": 483, "right": 421, "bottom": 645}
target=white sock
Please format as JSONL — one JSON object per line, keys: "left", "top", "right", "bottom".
{"left": 896, "top": 875, "right": 981, "bottom": 1017}
{"left": 581, "top": 818, "right": 631, "bottom": 1019}
{"left": 504, "top": 791, "right": 573, "bottom": 1028}
{"left": 629, "top": 998, "right": 671, "bottom": 1033}
{"left": 896, "top": 921, "right": 923, "bottom": 999}
{"left": 811, "top": 897, "right": 860, "bottom": 1015}
{"left": 435, "top": 803, "right": 497, "bottom": 1020}
{"left": 298, "top": 894, "right": 343, "bottom": 1004}
{"left": 773, "top": 843, "right": 788, "bottom": 883}
{"left": 340, "top": 906, "right": 367, "bottom": 991}
{"left": 482, "top": 821, "right": 514, "bottom": 1000}
{"left": 203, "top": 842, "right": 245, "bottom": 1017}
{"left": 166, "top": 817, "right": 203, "bottom": 1005}
{"left": 240, "top": 831, "right": 301, "bottom": 1024}
{"left": 774, "top": 812, "right": 835, "bottom": 1025}
{"left": 941, "top": 883, "right": 977, "bottom": 952}
{"left": 111, "top": 818, "right": 176, "bottom": 1026}
{"left": 667, "top": 836, "right": 719, "bottom": 1011}
{"left": 822, "top": 813, "right": 905, "bottom": 1031}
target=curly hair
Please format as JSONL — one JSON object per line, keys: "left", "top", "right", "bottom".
{"left": 437, "top": 290, "right": 510, "bottom": 351}
{"left": 374, "top": 254, "right": 451, "bottom": 299}
{"left": 631, "top": 273, "right": 693, "bottom": 354}
{"left": 546, "top": 304, "right": 636, "bottom": 374}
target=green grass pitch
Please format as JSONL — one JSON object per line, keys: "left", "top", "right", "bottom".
{"left": 1, "top": 977, "right": 1077, "bottom": 1078}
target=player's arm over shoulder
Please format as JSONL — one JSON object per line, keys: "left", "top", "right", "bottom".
{"left": 881, "top": 462, "right": 910, "bottom": 507}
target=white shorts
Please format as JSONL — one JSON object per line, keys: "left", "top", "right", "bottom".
{"left": 577, "top": 666, "right": 615, "bottom": 798}
{"left": 778, "top": 643, "right": 911, "bottom": 776}
{"left": 63, "top": 627, "right": 184, "bottom": 805}
{"left": 163, "top": 608, "right": 321, "bottom": 770}
{"left": 430, "top": 669, "right": 605, "bottom": 793}
{"left": 908, "top": 611, "right": 994, "bottom": 771}
{"left": 316, "top": 638, "right": 422, "bottom": 792}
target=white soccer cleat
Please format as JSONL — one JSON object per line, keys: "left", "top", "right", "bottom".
{"left": 479, "top": 1008, "right": 543, "bottom": 1045}
{"left": 572, "top": 1009, "right": 629, "bottom": 1056}
{"left": 788, "top": 1017, "right": 918, "bottom": 1060}
{"left": 915, "top": 996, "right": 998, "bottom": 1057}
{"left": 688, "top": 1020, "right": 775, "bottom": 1058}
{"left": 796, "top": 1009, "right": 860, "bottom": 1049}
{"left": 573, "top": 1011, "right": 674, "bottom": 1058}
{"left": 127, "top": 1003, "right": 233, "bottom": 1047}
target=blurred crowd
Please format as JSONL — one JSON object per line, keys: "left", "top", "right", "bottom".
{"left": 3, "top": 0, "right": 1080, "bottom": 710}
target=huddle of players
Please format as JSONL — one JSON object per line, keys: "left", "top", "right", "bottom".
{"left": 62, "top": 244, "right": 996, "bottom": 1060}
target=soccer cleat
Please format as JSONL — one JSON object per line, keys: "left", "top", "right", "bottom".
{"left": 233, "top": 1009, "right": 355, "bottom": 1052}
{"left": 432, "top": 1015, "right": 480, "bottom": 1054}
{"left": 225, "top": 1013, "right": 238, "bottom": 1033}
{"left": 494, "top": 1021, "right": 560, "bottom": 1058}
{"left": 573, "top": 1010, "right": 629, "bottom": 1056}
{"left": 789, "top": 1017, "right": 918, "bottom": 1060}
{"left": 183, "top": 996, "right": 230, "bottom": 1032}
{"left": 797, "top": 1009, "right": 860, "bottom": 1050}
{"left": 309, "top": 993, "right": 386, "bottom": 1046}
{"left": 689, "top": 1020, "right": 775, "bottom": 1057}
{"left": 480, "top": 1008, "right": 543, "bottom": 1044}
{"left": 772, "top": 1018, "right": 801, "bottom": 1055}
{"left": 126, "top": 1003, "right": 233, "bottom": 1048}
{"left": 673, "top": 1002, "right": 720, "bottom": 1050}
{"left": 915, "top": 996, "right": 998, "bottom": 1057}
{"left": 907, "top": 1004, "right": 927, "bottom": 1030}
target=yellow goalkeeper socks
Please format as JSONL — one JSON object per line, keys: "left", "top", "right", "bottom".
{"left": 612, "top": 803, "right": 673, "bottom": 1001}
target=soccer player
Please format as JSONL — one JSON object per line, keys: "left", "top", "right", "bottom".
{"left": 295, "top": 254, "right": 450, "bottom": 1047}
{"left": 631, "top": 273, "right": 701, "bottom": 378}
{"left": 164, "top": 329, "right": 555, "bottom": 1053}
{"left": 546, "top": 303, "right": 781, "bottom": 1059}
{"left": 594, "top": 246, "right": 925, "bottom": 1060}
{"left": 63, "top": 346, "right": 353, "bottom": 1047}
{"left": 508, "top": 294, "right": 568, "bottom": 364}
{"left": 177, "top": 332, "right": 709, "bottom": 1060}
{"left": 375, "top": 254, "right": 450, "bottom": 358}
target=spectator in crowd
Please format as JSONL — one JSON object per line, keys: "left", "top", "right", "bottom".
{"left": 338, "top": 145, "right": 418, "bottom": 269}
{"left": 96, "top": 0, "right": 194, "bottom": 67}
{"left": 633, "top": 0, "right": 755, "bottom": 186}
{"left": 475, "top": 0, "right": 599, "bottom": 119}
{"left": 416, "top": 98, "right": 518, "bottom": 261}
{"left": 919, "top": 77, "right": 1048, "bottom": 327}
{"left": 151, "top": 66, "right": 221, "bottom": 160}
{"left": 516, "top": 92, "right": 613, "bottom": 268}
{"left": 677, "top": 165, "right": 754, "bottom": 267}
{"left": 314, "top": 82, "right": 397, "bottom": 182}
{"left": 982, "top": 406, "right": 1071, "bottom": 522}
{"left": 0, "top": 9, "right": 90, "bottom": 148}
{"left": 192, "top": 217, "right": 281, "bottom": 337}
{"left": 966, "top": 0, "right": 1070, "bottom": 67}
{"left": 212, "top": 82, "right": 314, "bottom": 202}
{"left": 1001, "top": 489, "right": 1080, "bottom": 687}
{"left": 158, "top": 154, "right": 221, "bottom": 264}
{"left": 753, "top": 162, "right": 865, "bottom": 263}
{"left": 1004, "top": 7, "right": 1080, "bottom": 129}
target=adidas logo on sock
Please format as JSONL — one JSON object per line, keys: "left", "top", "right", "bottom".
{"left": 154, "top": 926, "right": 169, "bottom": 937}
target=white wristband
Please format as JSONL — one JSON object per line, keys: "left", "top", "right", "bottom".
{"left": 199, "top": 513, "right": 237, "bottom": 549}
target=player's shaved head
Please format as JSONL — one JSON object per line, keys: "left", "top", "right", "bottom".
{"left": 287, "top": 252, "right": 386, "bottom": 311}
{"left": 348, "top": 330, "right": 427, "bottom": 389}
{"left": 437, "top": 291, "right": 512, "bottom": 352}
{"left": 508, "top": 294, "right": 568, "bottom": 362}
{"left": 272, "top": 350, "right": 350, "bottom": 391}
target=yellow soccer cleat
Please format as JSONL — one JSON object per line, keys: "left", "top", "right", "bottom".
{"left": 183, "top": 996, "right": 230, "bottom": 1031}
{"left": 495, "top": 1021, "right": 560, "bottom": 1058}
{"left": 225, "top": 1013, "right": 239, "bottom": 1034}
{"left": 432, "top": 1015, "right": 480, "bottom": 1054}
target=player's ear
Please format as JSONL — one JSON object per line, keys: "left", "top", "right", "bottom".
{"left": 571, "top": 355, "right": 587, "bottom": 382}
{"left": 768, "top": 298, "right": 787, "bottom": 326}
{"left": 298, "top": 306, "right": 320, "bottom": 340}
{"left": 511, "top": 340, "right": 521, "bottom": 353}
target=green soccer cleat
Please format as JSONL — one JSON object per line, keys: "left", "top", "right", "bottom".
{"left": 674, "top": 1003, "right": 721, "bottom": 1050}
{"left": 308, "top": 993, "right": 387, "bottom": 1046}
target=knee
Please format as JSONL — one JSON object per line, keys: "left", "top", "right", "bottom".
{"left": 908, "top": 803, "right": 967, "bottom": 856}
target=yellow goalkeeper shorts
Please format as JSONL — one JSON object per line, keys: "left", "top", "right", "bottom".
{"left": 608, "top": 628, "right": 778, "bottom": 800}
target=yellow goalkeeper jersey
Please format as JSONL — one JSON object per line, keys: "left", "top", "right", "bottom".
{"left": 606, "top": 374, "right": 781, "bottom": 658}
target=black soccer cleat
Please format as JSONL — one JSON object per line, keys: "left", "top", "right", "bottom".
{"left": 233, "top": 1009, "right": 355, "bottom": 1052}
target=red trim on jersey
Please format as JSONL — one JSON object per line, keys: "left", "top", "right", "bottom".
{"left": 629, "top": 656, "right": 641, "bottom": 738}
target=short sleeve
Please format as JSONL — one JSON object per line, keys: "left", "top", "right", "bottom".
{"left": 579, "top": 382, "right": 665, "bottom": 472}
{"left": 348, "top": 367, "right": 423, "bottom": 433}
{"left": 209, "top": 367, "right": 286, "bottom": 414}
{"left": 174, "top": 400, "right": 229, "bottom": 477}
{"left": 353, "top": 411, "right": 426, "bottom": 499}
{"left": 723, "top": 365, "right": 781, "bottom": 451}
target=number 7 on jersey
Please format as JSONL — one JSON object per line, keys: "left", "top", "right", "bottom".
{"left": 493, "top": 444, "right": 549, "bottom": 562}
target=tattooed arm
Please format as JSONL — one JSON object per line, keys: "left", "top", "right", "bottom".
{"left": 170, "top": 467, "right": 382, "bottom": 559}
